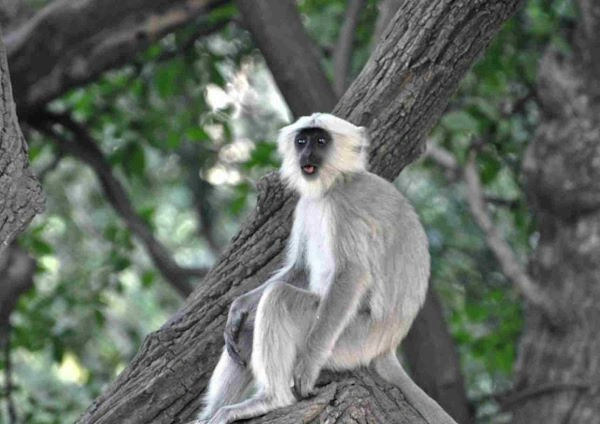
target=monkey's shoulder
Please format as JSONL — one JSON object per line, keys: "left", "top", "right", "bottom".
{"left": 331, "top": 171, "right": 412, "bottom": 215}
{"left": 328, "top": 171, "right": 426, "bottom": 249}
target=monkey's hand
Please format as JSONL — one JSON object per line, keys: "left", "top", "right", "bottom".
{"left": 224, "top": 296, "right": 254, "bottom": 367}
{"left": 292, "top": 349, "right": 323, "bottom": 399}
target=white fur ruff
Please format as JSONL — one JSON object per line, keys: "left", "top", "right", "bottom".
{"left": 277, "top": 113, "right": 368, "bottom": 198}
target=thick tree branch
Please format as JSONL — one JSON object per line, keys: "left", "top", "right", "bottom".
{"left": 5, "top": 0, "right": 229, "bottom": 115}
{"left": 78, "top": 1, "right": 523, "bottom": 422}
{"left": 333, "top": 0, "right": 366, "bottom": 96}
{"left": 30, "top": 112, "right": 209, "bottom": 297}
{"left": 0, "top": 32, "right": 44, "bottom": 253}
{"left": 235, "top": 0, "right": 337, "bottom": 117}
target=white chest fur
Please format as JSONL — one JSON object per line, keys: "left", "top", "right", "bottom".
{"left": 288, "top": 197, "right": 336, "bottom": 297}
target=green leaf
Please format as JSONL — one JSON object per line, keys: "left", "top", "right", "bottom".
{"left": 31, "top": 238, "right": 53, "bottom": 255}
{"left": 208, "top": 4, "right": 238, "bottom": 24}
{"left": 186, "top": 127, "right": 209, "bottom": 142}
{"left": 123, "top": 142, "right": 146, "bottom": 177}
{"left": 479, "top": 153, "right": 501, "bottom": 184}
{"left": 244, "top": 141, "right": 279, "bottom": 170}
{"left": 141, "top": 271, "right": 156, "bottom": 288}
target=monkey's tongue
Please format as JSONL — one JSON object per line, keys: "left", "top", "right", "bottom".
{"left": 303, "top": 165, "right": 316, "bottom": 174}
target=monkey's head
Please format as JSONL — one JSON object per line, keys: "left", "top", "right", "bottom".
{"left": 277, "top": 113, "right": 368, "bottom": 197}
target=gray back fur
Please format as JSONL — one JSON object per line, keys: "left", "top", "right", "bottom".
{"left": 327, "top": 171, "right": 429, "bottom": 323}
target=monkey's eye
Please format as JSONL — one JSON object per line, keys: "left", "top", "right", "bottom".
{"left": 296, "top": 138, "right": 307, "bottom": 145}
{"left": 317, "top": 137, "right": 327, "bottom": 145}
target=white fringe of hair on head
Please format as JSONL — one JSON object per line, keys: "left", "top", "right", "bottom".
{"left": 277, "top": 113, "right": 369, "bottom": 198}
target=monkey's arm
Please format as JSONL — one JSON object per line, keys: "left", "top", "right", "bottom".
{"left": 292, "top": 264, "right": 368, "bottom": 398}
{"left": 225, "top": 266, "right": 307, "bottom": 366}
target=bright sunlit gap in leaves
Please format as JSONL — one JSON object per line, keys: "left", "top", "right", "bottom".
{"left": 203, "top": 60, "right": 289, "bottom": 186}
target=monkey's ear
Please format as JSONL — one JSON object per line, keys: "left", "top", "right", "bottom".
{"left": 358, "top": 126, "right": 370, "bottom": 149}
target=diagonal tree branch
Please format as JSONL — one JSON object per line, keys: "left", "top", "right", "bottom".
{"left": 30, "top": 112, "right": 209, "bottom": 297}
{"left": 463, "top": 150, "right": 560, "bottom": 325}
{"left": 425, "top": 143, "right": 559, "bottom": 324}
{"left": 333, "top": 0, "right": 367, "bottom": 96}
{"left": 76, "top": 1, "right": 524, "bottom": 422}
{"left": 0, "top": 31, "right": 44, "bottom": 253}
{"left": 5, "top": 0, "right": 230, "bottom": 115}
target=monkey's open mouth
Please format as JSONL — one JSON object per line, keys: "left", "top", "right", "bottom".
{"left": 302, "top": 165, "right": 317, "bottom": 175}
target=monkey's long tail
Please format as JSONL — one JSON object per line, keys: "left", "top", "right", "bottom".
{"left": 373, "top": 352, "right": 458, "bottom": 424}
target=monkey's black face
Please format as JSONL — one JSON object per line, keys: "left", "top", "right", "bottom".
{"left": 294, "top": 128, "right": 332, "bottom": 178}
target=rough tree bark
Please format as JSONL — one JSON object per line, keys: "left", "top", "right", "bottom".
{"left": 0, "top": 31, "right": 44, "bottom": 253}
{"left": 236, "top": 1, "right": 471, "bottom": 421}
{"left": 77, "top": 1, "right": 522, "bottom": 423}
{"left": 513, "top": 1, "right": 600, "bottom": 422}
{"left": 3, "top": 0, "right": 228, "bottom": 116}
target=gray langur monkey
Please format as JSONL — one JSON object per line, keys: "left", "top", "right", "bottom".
{"left": 196, "top": 113, "right": 456, "bottom": 424}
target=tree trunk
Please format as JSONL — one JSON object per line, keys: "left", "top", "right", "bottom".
{"left": 513, "top": 1, "right": 600, "bottom": 422}
{"left": 0, "top": 31, "right": 44, "bottom": 252}
{"left": 78, "top": 1, "right": 522, "bottom": 422}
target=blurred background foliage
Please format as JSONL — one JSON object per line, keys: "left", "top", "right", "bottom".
{"left": 1, "top": 0, "right": 574, "bottom": 422}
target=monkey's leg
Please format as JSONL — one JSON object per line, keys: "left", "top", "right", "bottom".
{"left": 209, "top": 283, "right": 319, "bottom": 423}
{"left": 373, "top": 351, "right": 457, "bottom": 424}
{"left": 252, "top": 283, "right": 319, "bottom": 405}
{"left": 198, "top": 349, "right": 254, "bottom": 421}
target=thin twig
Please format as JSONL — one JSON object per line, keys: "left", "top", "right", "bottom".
{"left": 484, "top": 195, "right": 519, "bottom": 209}
{"left": 30, "top": 111, "right": 209, "bottom": 297}
{"left": 425, "top": 143, "right": 459, "bottom": 171}
{"left": 472, "top": 379, "right": 595, "bottom": 410}
{"left": 464, "top": 150, "right": 558, "bottom": 323}
{"left": 425, "top": 142, "right": 561, "bottom": 325}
